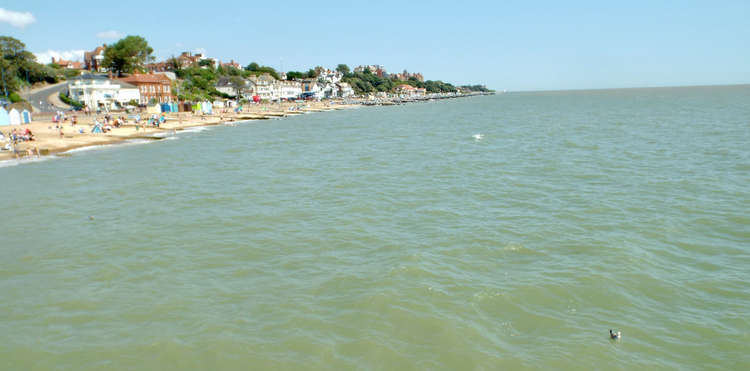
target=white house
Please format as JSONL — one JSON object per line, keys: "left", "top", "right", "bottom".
{"left": 67, "top": 74, "right": 141, "bottom": 109}
{"left": 338, "top": 82, "right": 355, "bottom": 98}
{"left": 248, "top": 73, "right": 276, "bottom": 101}
{"left": 318, "top": 69, "right": 343, "bottom": 84}
{"left": 300, "top": 79, "right": 323, "bottom": 100}
{"left": 118, "top": 81, "right": 141, "bottom": 105}
{"left": 275, "top": 80, "right": 302, "bottom": 100}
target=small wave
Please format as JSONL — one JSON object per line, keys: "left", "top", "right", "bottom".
{"left": 62, "top": 139, "right": 154, "bottom": 154}
{"left": 0, "top": 155, "right": 57, "bottom": 168}
{"left": 180, "top": 126, "right": 211, "bottom": 134}
{"left": 473, "top": 133, "right": 484, "bottom": 141}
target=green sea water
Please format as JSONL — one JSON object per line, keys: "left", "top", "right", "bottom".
{"left": 1, "top": 86, "right": 749, "bottom": 370}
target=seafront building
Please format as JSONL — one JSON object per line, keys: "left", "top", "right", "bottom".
{"left": 275, "top": 80, "right": 303, "bottom": 101}
{"left": 117, "top": 73, "right": 176, "bottom": 104}
{"left": 67, "top": 74, "right": 141, "bottom": 109}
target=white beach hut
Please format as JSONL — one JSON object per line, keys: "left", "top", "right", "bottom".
{"left": 0, "top": 108, "right": 9, "bottom": 126}
{"left": 9, "top": 109, "right": 21, "bottom": 126}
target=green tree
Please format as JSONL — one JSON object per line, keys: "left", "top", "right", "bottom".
{"left": 336, "top": 64, "right": 350, "bottom": 75}
{"left": 1, "top": 36, "right": 57, "bottom": 94}
{"left": 167, "top": 56, "right": 181, "bottom": 71}
{"left": 229, "top": 75, "right": 247, "bottom": 98}
{"left": 199, "top": 59, "right": 215, "bottom": 68}
{"left": 245, "top": 62, "right": 260, "bottom": 71}
{"left": 103, "top": 35, "right": 154, "bottom": 77}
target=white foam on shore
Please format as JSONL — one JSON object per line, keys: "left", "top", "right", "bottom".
{"left": 62, "top": 139, "right": 155, "bottom": 155}
{"left": 179, "top": 126, "right": 212, "bottom": 134}
{"left": 0, "top": 154, "right": 57, "bottom": 168}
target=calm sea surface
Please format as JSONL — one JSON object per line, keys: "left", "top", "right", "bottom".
{"left": 1, "top": 86, "right": 749, "bottom": 370}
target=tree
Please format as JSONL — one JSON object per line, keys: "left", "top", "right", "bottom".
{"left": 336, "top": 64, "right": 350, "bottom": 74}
{"left": 167, "top": 56, "right": 181, "bottom": 71}
{"left": 246, "top": 62, "right": 260, "bottom": 71}
{"left": 229, "top": 75, "right": 247, "bottom": 98}
{"left": 199, "top": 59, "right": 215, "bottom": 68}
{"left": 102, "top": 35, "right": 154, "bottom": 77}
{"left": 0, "top": 36, "right": 55, "bottom": 94}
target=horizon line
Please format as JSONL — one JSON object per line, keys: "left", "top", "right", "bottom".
{"left": 506, "top": 83, "right": 750, "bottom": 94}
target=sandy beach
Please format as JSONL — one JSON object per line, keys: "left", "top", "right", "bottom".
{"left": 0, "top": 101, "right": 357, "bottom": 162}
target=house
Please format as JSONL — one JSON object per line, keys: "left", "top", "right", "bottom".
{"left": 215, "top": 76, "right": 252, "bottom": 99}
{"left": 338, "top": 82, "right": 355, "bottom": 98}
{"left": 51, "top": 57, "right": 82, "bottom": 70}
{"left": 354, "top": 64, "right": 387, "bottom": 77}
{"left": 118, "top": 73, "right": 175, "bottom": 104}
{"left": 247, "top": 73, "right": 276, "bottom": 101}
{"left": 220, "top": 60, "right": 242, "bottom": 70}
{"left": 177, "top": 52, "right": 205, "bottom": 68}
{"left": 391, "top": 70, "right": 424, "bottom": 82}
{"left": 153, "top": 71, "right": 177, "bottom": 81}
{"left": 146, "top": 61, "right": 170, "bottom": 72}
{"left": 396, "top": 84, "right": 417, "bottom": 95}
{"left": 321, "top": 82, "right": 338, "bottom": 98}
{"left": 300, "top": 79, "right": 322, "bottom": 100}
{"left": 84, "top": 44, "right": 107, "bottom": 72}
{"left": 275, "top": 80, "right": 302, "bottom": 100}
{"left": 318, "top": 69, "right": 343, "bottom": 84}
{"left": 67, "top": 74, "right": 139, "bottom": 109}
{"left": 118, "top": 81, "right": 141, "bottom": 105}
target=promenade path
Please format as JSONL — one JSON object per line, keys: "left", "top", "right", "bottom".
{"left": 19, "top": 82, "right": 69, "bottom": 112}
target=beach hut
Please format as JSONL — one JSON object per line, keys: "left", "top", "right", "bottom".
{"left": 146, "top": 104, "right": 160, "bottom": 114}
{"left": 171, "top": 103, "right": 178, "bottom": 112}
{"left": 160, "top": 103, "right": 173, "bottom": 113}
{"left": 201, "top": 102, "right": 212, "bottom": 114}
{"left": 0, "top": 108, "right": 8, "bottom": 126}
{"left": 21, "top": 110, "right": 32, "bottom": 124}
{"left": 9, "top": 109, "right": 21, "bottom": 126}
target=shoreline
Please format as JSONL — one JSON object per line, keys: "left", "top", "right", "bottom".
{"left": 0, "top": 101, "right": 356, "bottom": 163}
{"left": 1, "top": 93, "right": 488, "bottom": 165}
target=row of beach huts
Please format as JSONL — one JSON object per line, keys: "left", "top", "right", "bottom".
{"left": 0, "top": 108, "right": 33, "bottom": 126}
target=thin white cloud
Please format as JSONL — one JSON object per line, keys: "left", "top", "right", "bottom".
{"left": 34, "top": 49, "right": 86, "bottom": 64}
{"left": 96, "top": 30, "right": 122, "bottom": 39}
{"left": 0, "top": 8, "right": 36, "bottom": 28}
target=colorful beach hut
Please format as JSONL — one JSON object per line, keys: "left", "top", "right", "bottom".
{"left": 9, "top": 109, "right": 21, "bottom": 126}
{"left": 201, "top": 102, "right": 212, "bottom": 114}
{"left": 0, "top": 108, "right": 9, "bottom": 126}
{"left": 21, "top": 110, "right": 32, "bottom": 124}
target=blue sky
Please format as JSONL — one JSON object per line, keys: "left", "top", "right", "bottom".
{"left": 2, "top": 0, "right": 749, "bottom": 91}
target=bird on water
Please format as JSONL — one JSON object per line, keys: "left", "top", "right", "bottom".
{"left": 610, "top": 329, "right": 621, "bottom": 340}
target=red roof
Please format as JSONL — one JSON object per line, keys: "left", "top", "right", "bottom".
{"left": 119, "top": 73, "right": 171, "bottom": 84}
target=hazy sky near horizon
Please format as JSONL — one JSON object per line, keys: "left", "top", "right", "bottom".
{"left": 2, "top": 0, "right": 749, "bottom": 91}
